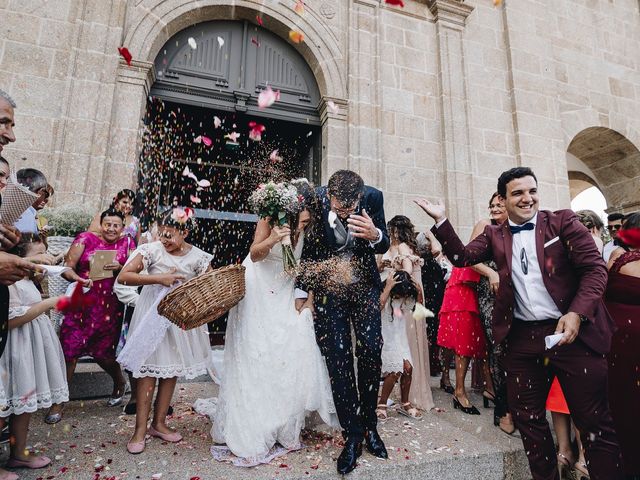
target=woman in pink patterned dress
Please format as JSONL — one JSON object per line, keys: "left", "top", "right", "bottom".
{"left": 47, "top": 209, "right": 133, "bottom": 422}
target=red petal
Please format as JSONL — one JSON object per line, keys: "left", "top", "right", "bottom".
{"left": 118, "top": 47, "right": 132, "bottom": 66}
{"left": 617, "top": 228, "right": 640, "bottom": 248}
{"left": 385, "top": 0, "right": 404, "bottom": 6}
{"left": 256, "top": 15, "right": 263, "bottom": 26}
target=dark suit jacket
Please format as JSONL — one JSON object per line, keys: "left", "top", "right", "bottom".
{"left": 298, "top": 185, "right": 389, "bottom": 293}
{"left": 433, "top": 209, "right": 615, "bottom": 354}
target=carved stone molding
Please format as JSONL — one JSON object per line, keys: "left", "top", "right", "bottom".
{"left": 426, "top": 0, "right": 473, "bottom": 29}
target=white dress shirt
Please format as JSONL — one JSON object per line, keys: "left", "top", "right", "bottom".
{"left": 508, "top": 213, "right": 562, "bottom": 321}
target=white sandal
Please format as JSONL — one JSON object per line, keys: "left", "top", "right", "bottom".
{"left": 375, "top": 404, "right": 389, "bottom": 420}
{"left": 397, "top": 402, "right": 423, "bottom": 420}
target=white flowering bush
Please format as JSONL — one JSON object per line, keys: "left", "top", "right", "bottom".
{"left": 41, "top": 204, "right": 93, "bottom": 237}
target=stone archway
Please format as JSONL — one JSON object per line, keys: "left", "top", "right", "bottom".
{"left": 101, "top": 0, "right": 348, "bottom": 201}
{"left": 567, "top": 127, "right": 640, "bottom": 213}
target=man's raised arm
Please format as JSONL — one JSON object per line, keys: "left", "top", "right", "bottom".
{"left": 414, "top": 198, "right": 492, "bottom": 267}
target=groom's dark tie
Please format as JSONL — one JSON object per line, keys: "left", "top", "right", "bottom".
{"left": 510, "top": 223, "right": 534, "bottom": 234}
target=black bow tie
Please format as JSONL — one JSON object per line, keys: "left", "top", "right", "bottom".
{"left": 510, "top": 223, "right": 534, "bottom": 234}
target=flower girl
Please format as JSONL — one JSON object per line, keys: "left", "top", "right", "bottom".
{"left": 0, "top": 234, "right": 70, "bottom": 473}
{"left": 117, "top": 208, "right": 212, "bottom": 454}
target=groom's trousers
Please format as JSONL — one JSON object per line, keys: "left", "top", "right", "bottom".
{"left": 313, "top": 284, "right": 383, "bottom": 442}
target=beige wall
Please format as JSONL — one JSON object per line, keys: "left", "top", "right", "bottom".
{"left": 1, "top": 0, "right": 639, "bottom": 234}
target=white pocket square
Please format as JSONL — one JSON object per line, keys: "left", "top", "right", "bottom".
{"left": 544, "top": 236, "right": 560, "bottom": 248}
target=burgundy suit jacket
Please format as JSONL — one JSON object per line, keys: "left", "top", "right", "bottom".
{"left": 432, "top": 209, "right": 615, "bottom": 355}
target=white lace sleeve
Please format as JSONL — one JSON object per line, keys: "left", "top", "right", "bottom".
{"left": 8, "top": 281, "right": 33, "bottom": 319}
{"left": 8, "top": 306, "right": 30, "bottom": 320}
{"left": 136, "top": 241, "right": 162, "bottom": 270}
{"left": 194, "top": 250, "right": 214, "bottom": 275}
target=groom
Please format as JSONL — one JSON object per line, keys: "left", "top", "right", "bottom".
{"left": 295, "top": 170, "right": 389, "bottom": 474}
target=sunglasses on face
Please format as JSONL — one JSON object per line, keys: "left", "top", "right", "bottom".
{"left": 608, "top": 225, "right": 621, "bottom": 232}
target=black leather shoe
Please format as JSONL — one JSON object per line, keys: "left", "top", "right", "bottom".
{"left": 337, "top": 439, "right": 362, "bottom": 474}
{"left": 453, "top": 396, "right": 480, "bottom": 415}
{"left": 364, "top": 429, "right": 388, "bottom": 458}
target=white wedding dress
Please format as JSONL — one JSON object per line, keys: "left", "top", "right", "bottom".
{"left": 195, "top": 237, "right": 339, "bottom": 467}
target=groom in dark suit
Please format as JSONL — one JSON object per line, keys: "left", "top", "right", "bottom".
{"left": 295, "top": 170, "right": 389, "bottom": 474}
{"left": 415, "top": 167, "right": 623, "bottom": 480}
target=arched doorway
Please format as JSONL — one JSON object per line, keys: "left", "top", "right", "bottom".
{"left": 138, "top": 20, "right": 322, "bottom": 265}
{"left": 567, "top": 127, "right": 640, "bottom": 213}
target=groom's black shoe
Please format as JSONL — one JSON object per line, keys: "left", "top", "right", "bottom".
{"left": 364, "top": 429, "right": 388, "bottom": 459}
{"left": 337, "top": 439, "right": 363, "bottom": 474}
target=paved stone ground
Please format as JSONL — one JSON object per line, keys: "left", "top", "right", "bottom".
{"left": 0, "top": 376, "right": 531, "bottom": 480}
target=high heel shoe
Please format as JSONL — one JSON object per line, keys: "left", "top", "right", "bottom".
{"left": 493, "top": 413, "right": 516, "bottom": 435}
{"left": 574, "top": 460, "right": 589, "bottom": 480}
{"left": 452, "top": 396, "right": 480, "bottom": 415}
{"left": 482, "top": 390, "right": 496, "bottom": 408}
{"left": 440, "top": 379, "right": 455, "bottom": 395}
{"left": 557, "top": 453, "right": 577, "bottom": 480}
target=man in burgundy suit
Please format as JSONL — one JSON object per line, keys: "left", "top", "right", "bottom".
{"left": 415, "top": 167, "right": 623, "bottom": 480}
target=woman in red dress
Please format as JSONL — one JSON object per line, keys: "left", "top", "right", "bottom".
{"left": 605, "top": 213, "right": 640, "bottom": 480}
{"left": 438, "top": 265, "right": 487, "bottom": 414}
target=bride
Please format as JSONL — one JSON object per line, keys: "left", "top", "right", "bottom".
{"left": 197, "top": 180, "right": 339, "bottom": 466}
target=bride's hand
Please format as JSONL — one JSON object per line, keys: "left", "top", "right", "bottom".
{"left": 269, "top": 224, "right": 291, "bottom": 244}
{"left": 296, "top": 292, "right": 315, "bottom": 317}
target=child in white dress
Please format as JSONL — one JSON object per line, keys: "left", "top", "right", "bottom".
{"left": 0, "top": 234, "right": 69, "bottom": 472}
{"left": 377, "top": 270, "right": 423, "bottom": 420}
{"left": 117, "top": 209, "right": 212, "bottom": 454}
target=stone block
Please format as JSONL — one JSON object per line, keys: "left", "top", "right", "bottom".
{"left": 385, "top": 164, "right": 435, "bottom": 195}
{"left": 1, "top": 11, "right": 41, "bottom": 44}
{"left": 483, "top": 130, "right": 508, "bottom": 154}
{"left": 8, "top": 0, "right": 72, "bottom": 21}
{"left": 51, "top": 50, "right": 71, "bottom": 80}
{"left": 394, "top": 45, "right": 426, "bottom": 70}
{"left": 1, "top": 41, "right": 53, "bottom": 78}
{"left": 39, "top": 18, "right": 75, "bottom": 49}
{"left": 395, "top": 113, "right": 425, "bottom": 141}
{"left": 10, "top": 75, "right": 66, "bottom": 118}
{"left": 382, "top": 87, "right": 414, "bottom": 114}
{"left": 381, "top": 134, "right": 415, "bottom": 167}
{"left": 609, "top": 77, "right": 635, "bottom": 99}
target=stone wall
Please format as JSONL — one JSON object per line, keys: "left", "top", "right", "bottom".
{"left": 1, "top": 0, "right": 639, "bottom": 234}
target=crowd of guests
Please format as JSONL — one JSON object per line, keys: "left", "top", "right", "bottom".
{"left": 1, "top": 84, "right": 639, "bottom": 480}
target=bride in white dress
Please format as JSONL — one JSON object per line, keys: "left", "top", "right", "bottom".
{"left": 196, "top": 182, "right": 338, "bottom": 467}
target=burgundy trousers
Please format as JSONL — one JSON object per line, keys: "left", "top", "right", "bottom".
{"left": 504, "top": 320, "right": 624, "bottom": 480}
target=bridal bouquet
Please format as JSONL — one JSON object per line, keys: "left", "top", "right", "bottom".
{"left": 248, "top": 181, "right": 301, "bottom": 271}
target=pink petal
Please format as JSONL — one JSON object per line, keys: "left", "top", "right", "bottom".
{"left": 294, "top": 0, "right": 305, "bottom": 15}
{"left": 201, "top": 136, "right": 212, "bottom": 147}
{"left": 258, "top": 86, "right": 280, "bottom": 109}
{"left": 190, "top": 195, "right": 202, "bottom": 204}
{"left": 198, "top": 179, "right": 211, "bottom": 188}
{"left": 213, "top": 116, "right": 222, "bottom": 128}
{"left": 327, "top": 100, "right": 339, "bottom": 114}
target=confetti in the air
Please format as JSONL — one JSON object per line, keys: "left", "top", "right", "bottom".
{"left": 385, "top": 0, "right": 405, "bottom": 6}
{"left": 118, "top": 47, "right": 132, "bottom": 66}
{"left": 213, "top": 116, "right": 222, "bottom": 128}
{"left": 294, "top": 0, "right": 305, "bottom": 15}
{"left": 327, "top": 101, "right": 339, "bottom": 114}
{"left": 258, "top": 86, "right": 281, "bottom": 109}
{"left": 289, "top": 30, "right": 304, "bottom": 44}
{"left": 217, "top": 36, "right": 224, "bottom": 48}
{"left": 248, "top": 121, "right": 266, "bottom": 141}
{"left": 256, "top": 15, "right": 264, "bottom": 26}
{"left": 188, "top": 37, "right": 197, "bottom": 49}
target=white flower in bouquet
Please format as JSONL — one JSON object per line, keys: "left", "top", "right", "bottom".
{"left": 248, "top": 181, "right": 303, "bottom": 271}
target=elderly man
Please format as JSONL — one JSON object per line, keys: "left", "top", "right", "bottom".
{"left": 415, "top": 167, "right": 623, "bottom": 480}
{"left": 0, "top": 89, "right": 43, "bottom": 351}
{"left": 14, "top": 168, "right": 50, "bottom": 234}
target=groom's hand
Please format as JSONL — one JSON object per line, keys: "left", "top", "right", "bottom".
{"left": 347, "top": 209, "right": 379, "bottom": 241}
{"left": 414, "top": 198, "right": 446, "bottom": 223}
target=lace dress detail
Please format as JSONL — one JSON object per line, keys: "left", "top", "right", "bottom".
{"left": 117, "top": 242, "right": 213, "bottom": 379}
{"left": 197, "top": 236, "right": 339, "bottom": 467}
{"left": 0, "top": 279, "right": 69, "bottom": 416}
{"left": 379, "top": 247, "right": 434, "bottom": 411}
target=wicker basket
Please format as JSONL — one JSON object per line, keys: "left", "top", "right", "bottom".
{"left": 157, "top": 264, "right": 246, "bottom": 330}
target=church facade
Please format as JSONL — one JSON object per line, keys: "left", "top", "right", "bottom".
{"left": 1, "top": 0, "right": 640, "bottom": 239}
